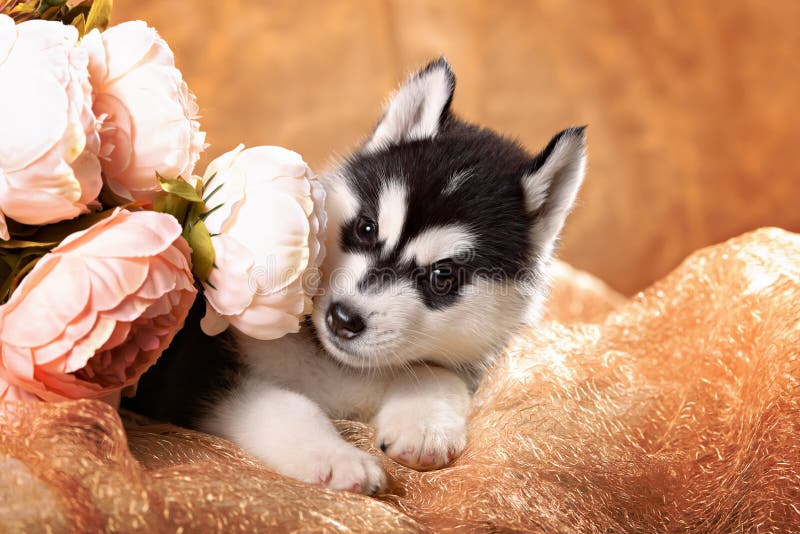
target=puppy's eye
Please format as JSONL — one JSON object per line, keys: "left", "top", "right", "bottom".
{"left": 355, "top": 216, "right": 379, "bottom": 244}
{"left": 429, "top": 261, "right": 456, "bottom": 295}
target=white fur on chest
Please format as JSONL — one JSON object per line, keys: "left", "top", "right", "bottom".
{"left": 234, "top": 329, "right": 389, "bottom": 420}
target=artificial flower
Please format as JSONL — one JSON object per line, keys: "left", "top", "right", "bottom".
{"left": 0, "top": 374, "right": 37, "bottom": 402}
{"left": 199, "top": 145, "right": 326, "bottom": 340}
{"left": 0, "top": 14, "right": 102, "bottom": 239}
{"left": 83, "top": 20, "right": 206, "bottom": 202}
{"left": 0, "top": 209, "right": 196, "bottom": 401}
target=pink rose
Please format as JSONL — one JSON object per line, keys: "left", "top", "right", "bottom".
{"left": 0, "top": 375, "right": 37, "bottom": 402}
{"left": 0, "top": 15, "right": 102, "bottom": 239}
{"left": 83, "top": 21, "right": 206, "bottom": 202}
{"left": 0, "top": 209, "right": 196, "bottom": 401}
{"left": 199, "top": 145, "right": 327, "bottom": 340}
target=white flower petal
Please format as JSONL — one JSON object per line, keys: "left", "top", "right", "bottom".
{"left": 204, "top": 234, "right": 256, "bottom": 316}
{"left": 0, "top": 17, "right": 100, "bottom": 227}
{"left": 198, "top": 145, "right": 326, "bottom": 340}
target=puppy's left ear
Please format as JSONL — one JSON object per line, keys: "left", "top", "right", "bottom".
{"left": 523, "top": 127, "right": 587, "bottom": 254}
{"left": 365, "top": 57, "right": 455, "bottom": 152}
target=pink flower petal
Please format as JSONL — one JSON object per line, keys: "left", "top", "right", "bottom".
{"left": 0, "top": 375, "right": 39, "bottom": 402}
{"left": 34, "top": 368, "right": 103, "bottom": 400}
{"left": 0, "top": 203, "right": 8, "bottom": 240}
{"left": 87, "top": 256, "right": 149, "bottom": 312}
{"left": 1, "top": 255, "right": 89, "bottom": 347}
{"left": 0, "top": 63, "right": 69, "bottom": 171}
{"left": 96, "top": 21, "right": 160, "bottom": 84}
{"left": 134, "top": 329, "right": 160, "bottom": 352}
{"left": 0, "top": 17, "right": 100, "bottom": 227}
{"left": 97, "top": 320, "right": 132, "bottom": 352}
{"left": 63, "top": 315, "right": 117, "bottom": 373}
{"left": 137, "top": 257, "right": 178, "bottom": 299}
{"left": 140, "top": 294, "right": 173, "bottom": 319}
{"left": 54, "top": 207, "right": 124, "bottom": 252}
{"left": 0, "top": 176, "right": 84, "bottom": 226}
{"left": 104, "top": 295, "right": 155, "bottom": 323}
{"left": 85, "top": 21, "right": 204, "bottom": 202}
{"left": 71, "top": 150, "right": 103, "bottom": 206}
{"left": 81, "top": 28, "right": 108, "bottom": 83}
{"left": 56, "top": 210, "right": 182, "bottom": 258}
{"left": 230, "top": 305, "right": 301, "bottom": 341}
{"left": 93, "top": 92, "right": 133, "bottom": 187}
{"left": 32, "top": 308, "right": 98, "bottom": 365}
{"left": 159, "top": 237, "right": 193, "bottom": 273}
{"left": 2, "top": 344, "right": 35, "bottom": 380}
{"left": 200, "top": 301, "right": 229, "bottom": 336}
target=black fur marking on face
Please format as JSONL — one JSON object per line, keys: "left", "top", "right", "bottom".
{"left": 340, "top": 115, "right": 537, "bottom": 310}
{"left": 335, "top": 58, "right": 584, "bottom": 312}
{"left": 356, "top": 252, "right": 472, "bottom": 310}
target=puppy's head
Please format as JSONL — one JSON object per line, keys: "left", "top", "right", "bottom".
{"left": 313, "top": 58, "right": 586, "bottom": 370}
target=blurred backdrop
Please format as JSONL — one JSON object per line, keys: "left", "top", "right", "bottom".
{"left": 114, "top": 0, "right": 800, "bottom": 294}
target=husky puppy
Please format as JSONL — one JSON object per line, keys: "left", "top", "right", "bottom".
{"left": 128, "top": 58, "right": 586, "bottom": 495}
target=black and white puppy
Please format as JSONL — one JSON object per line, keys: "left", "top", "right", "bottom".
{"left": 128, "top": 58, "right": 586, "bottom": 495}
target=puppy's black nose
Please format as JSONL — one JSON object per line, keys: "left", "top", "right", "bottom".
{"left": 326, "top": 302, "right": 365, "bottom": 340}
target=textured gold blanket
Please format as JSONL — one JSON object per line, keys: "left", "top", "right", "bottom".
{"left": 2, "top": 228, "right": 798, "bottom": 532}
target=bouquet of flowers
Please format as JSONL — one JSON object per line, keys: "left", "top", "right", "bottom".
{"left": 0, "top": 1, "right": 326, "bottom": 403}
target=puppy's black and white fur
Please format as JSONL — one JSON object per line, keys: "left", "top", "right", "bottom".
{"left": 127, "top": 58, "right": 586, "bottom": 494}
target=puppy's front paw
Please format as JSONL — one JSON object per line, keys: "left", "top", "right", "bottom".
{"left": 285, "top": 443, "right": 386, "bottom": 495}
{"left": 373, "top": 404, "right": 467, "bottom": 471}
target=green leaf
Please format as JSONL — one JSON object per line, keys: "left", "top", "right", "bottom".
{"left": 198, "top": 203, "right": 223, "bottom": 221}
{"left": 185, "top": 199, "right": 205, "bottom": 226}
{"left": 0, "top": 239, "right": 60, "bottom": 249}
{"left": 0, "top": 259, "right": 13, "bottom": 297}
{"left": 153, "top": 193, "right": 190, "bottom": 223}
{"left": 0, "top": 249, "right": 47, "bottom": 304}
{"left": 202, "top": 172, "right": 218, "bottom": 193}
{"left": 39, "top": 0, "right": 68, "bottom": 13}
{"left": 4, "top": 221, "right": 41, "bottom": 238}
{"left": 184, "top": 180, "right": 210, "bottom": 223}
{"left": 84, "top": 0, "right": 113, "bottom": 33}
{"left": 30, "top": 208, "right": 117, "bottom": 244}
{"left": 203, "top": 182, "right": 224, "bottom": 203}
{"left": 158, "top": 174, "right": 203, "bottom": 203}
{"left": 185, "top": 219, "right": 215, "bottom": 282}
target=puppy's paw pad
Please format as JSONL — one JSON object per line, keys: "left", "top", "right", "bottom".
{"left": 375, "top": 411, "right": 466, "bottom": 471}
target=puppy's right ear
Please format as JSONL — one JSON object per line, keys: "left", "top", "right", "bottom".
{"left": 364, "top": 57, "right": 455, "bottom": 153}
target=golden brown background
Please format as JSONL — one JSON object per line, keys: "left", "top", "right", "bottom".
{"left": 114, "top": 0, "right": 800, "bottom": 295}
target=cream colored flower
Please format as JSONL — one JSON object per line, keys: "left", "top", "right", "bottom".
{"left": 0, "top": 15, "right": 102, "bottom": 239}
{"left": 199, "top": 145, "right": 327, "bottom": 340}
{"left": 83, "top": 20, "right": 206, "bottom": 202}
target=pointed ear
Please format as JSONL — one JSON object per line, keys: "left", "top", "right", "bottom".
{"left": 523, "top": 127, "right": 587, "bottom": 253}
{"left": 365, "top": 57, "right": 455, "bottom": 152}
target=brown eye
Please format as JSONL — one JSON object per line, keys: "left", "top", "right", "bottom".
{"left": 355, "top": 216, "right": 378, "bottom": 244}
{"left": 429, "top": 262, "right": 455, "bottom": 295}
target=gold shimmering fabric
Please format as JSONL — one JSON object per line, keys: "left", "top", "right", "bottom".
{"left": 2, "top": 228, "right": 799, "bottom": 531}
{"left": 543, "top": 260, "right": 626, "bottom": 324}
